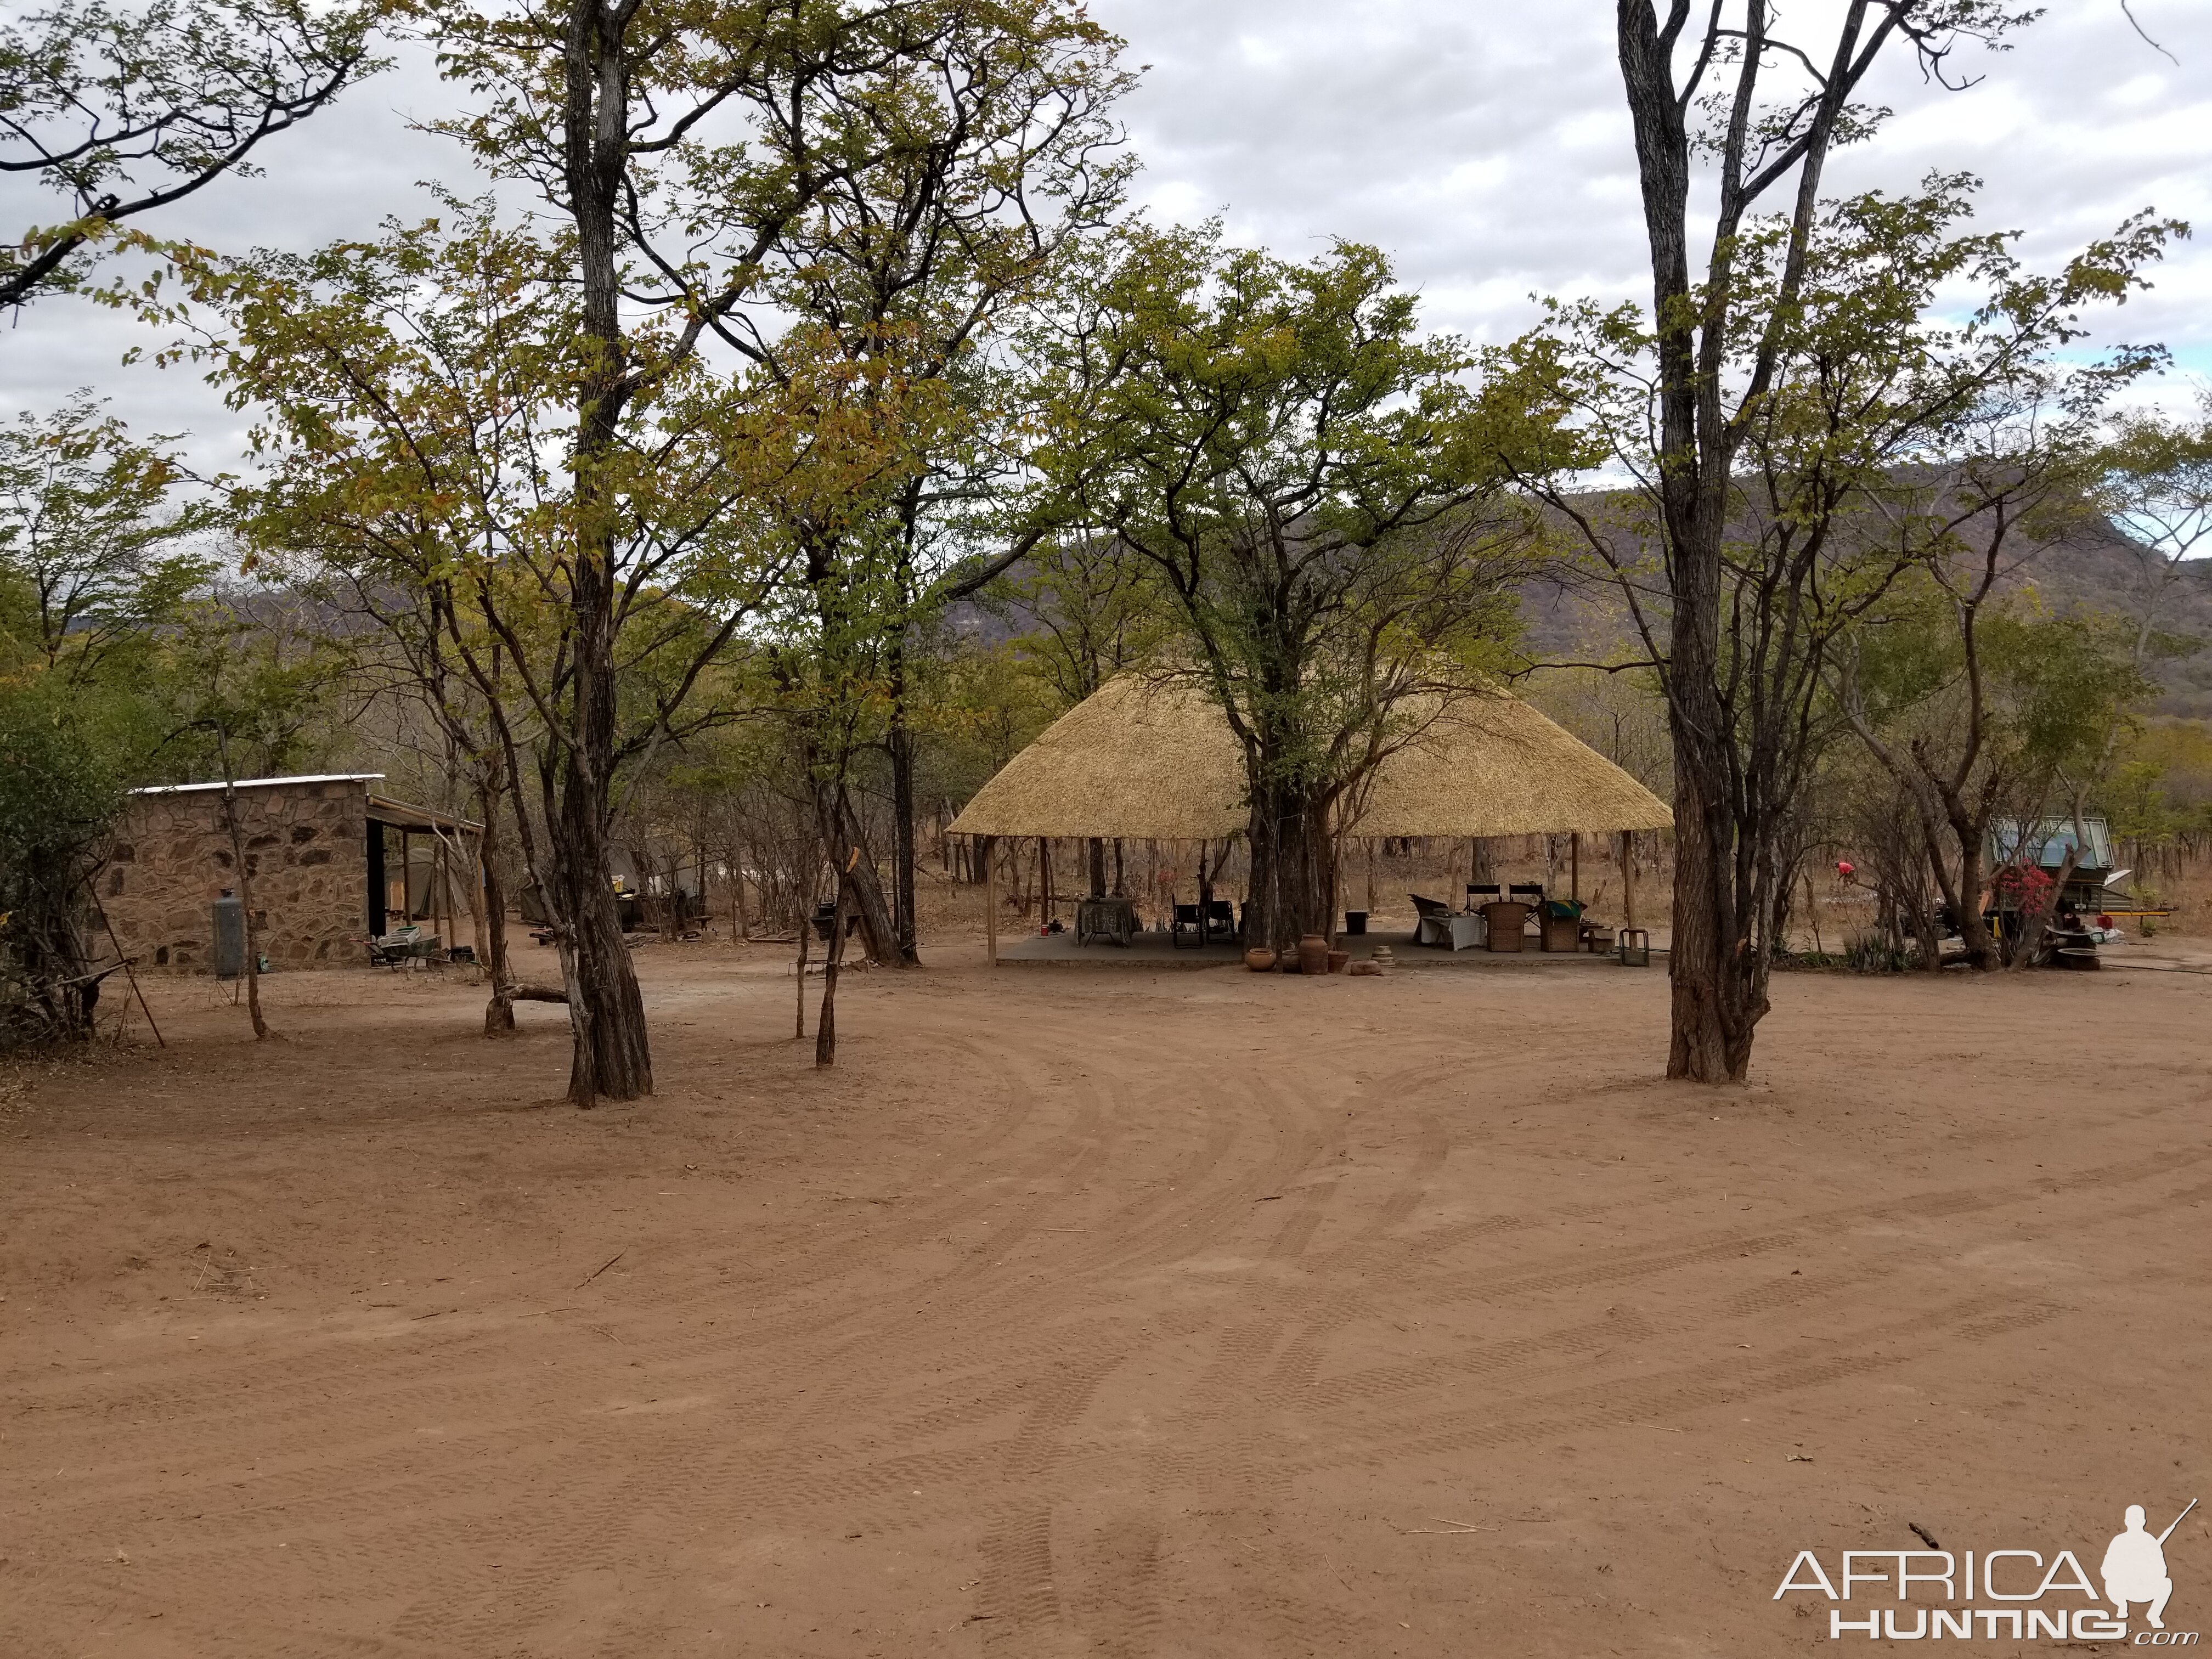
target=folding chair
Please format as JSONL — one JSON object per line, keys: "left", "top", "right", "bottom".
{"left": 1171, "top": 902, "right": 1204, "bottom": 950}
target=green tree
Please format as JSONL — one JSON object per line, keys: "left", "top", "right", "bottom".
{"left": 165, "top": 204, "right": 802, "bottom": 1101}
{"left": 1837, "top": 578, "right": 2154, "bottom": 968}
{"left": 743, "top": 0, "right": 1134, "bottom": 972}
{"left": 1026, "top": 229, "right": 1568, "bottom": 951}
{"left": 240, "top": 0, "right": 1113, "bottom": 1100}
{"left": 1533, "top": 0, "right": 2175, "bottom": 1077}
{"left": 1, "top": 0, "right": 378, "bottom": 309}
{"left": 0, "top": 400, "right": 212, "bottom": 1043}
{"left": 2098, "top": 404, "right": 2212, "bottom": 670}
{"left": 1826, "top": 391, "right": 2128, "bottom": 969}
{"left": 980, "top": 531, "right": 1172, "bottom": 896}
{"left": 0, "top": 395, "right": 216, "bottom": 679}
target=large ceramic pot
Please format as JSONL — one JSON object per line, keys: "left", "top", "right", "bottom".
{"left": 1244, "top": 947, "right": 1278, "bottom": 973}
{"left": 1297, "top": 934, "right": 1329, "bottom": 975}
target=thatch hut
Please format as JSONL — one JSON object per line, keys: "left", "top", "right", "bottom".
{"left": 949, "top": 675, "right": 1244, "bottom": 842}
{"left": 1348, "top": 692, "right": 1673, "bottom": 839}
{"left": 949, "top": 674, "right": 1671, "bottom": 957}
{"left": 948, "top": 674, "right": 1670, "bottom": 843}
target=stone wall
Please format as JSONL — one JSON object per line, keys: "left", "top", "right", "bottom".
{"left": 104, "top": 782, "right": 373, "bottom": 972}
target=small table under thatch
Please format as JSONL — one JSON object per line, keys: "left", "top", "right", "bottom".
{"left": 1076, "top": 896, "right": 1139, "bottom": 947}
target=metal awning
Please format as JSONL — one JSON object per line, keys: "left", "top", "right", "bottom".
{"left": 368, "top": 794, "right": 483, "bottom": 836}
{"left": 130, "top": 772, "right": 385, "bottom": 795}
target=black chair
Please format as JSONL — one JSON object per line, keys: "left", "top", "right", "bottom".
{"left": 1204, "top": 898, "right": 1237, "bottom": 942}
{"left": 810, "top": 899, "right": 860, "bottom": 941}
{"left": 1468, "top": 883, "right": 1501, "bottom": 908}
{"left": 1508, "top": 883, "right": 1545, "bottom": 906}
{"left": 1171, "top": 902, "right": 1204, "bottom": 949}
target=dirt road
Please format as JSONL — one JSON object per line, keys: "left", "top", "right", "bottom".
{"left": 3, "top": 945, "right": 2207, "bottom": 1655}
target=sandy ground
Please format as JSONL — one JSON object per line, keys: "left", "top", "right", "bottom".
{"left": 3, "top": 940, "right": 2208, "bottom": 1657}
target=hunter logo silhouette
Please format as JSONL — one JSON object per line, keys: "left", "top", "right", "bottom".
{"left": 2106, "top": 1500, "right": 2195, "bottom": 1630}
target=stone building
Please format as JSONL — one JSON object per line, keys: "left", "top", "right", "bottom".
{"left": 104, "top": 775, "right": 482, "bottom": 972}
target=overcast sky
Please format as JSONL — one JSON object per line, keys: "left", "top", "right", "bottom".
{"left": 6, "top": 0, "right": 2208, "bottom": 465}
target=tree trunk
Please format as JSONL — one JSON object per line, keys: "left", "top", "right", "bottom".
{"left": 1637, "top": 101, "right": 1768, "bottom": 1083}
{"left": 218, "top": 768, "right": 271, "bottom": 1041}
{"left": 794, "top": 891, "right": 809, "bottom": 1039}
{"left": 545, "top": 0, "right": 654, "bottom": 1106}
{"left": 814, "top": 779, "right": 900, "bottom": 966}
{"left": 815, "top": 878, "right": 851, "bottom": 1066}
{"left": 544, "top": 787, "right": 652, "bottom": 1105}
{"left": 1244, "top": 781, "right": 1336, "bottom": 952}
{"left": 2006, "top": 842, "right": 2082, "bottom": 972}
{"left": 1946, "top": 813, "right": 1995, "bottom": 970}
{"left": 888, "top": 689, "right": 923, "bottom": 965}
{"left": 478, "top": 786, "right": 517, "bottom": 1036}
{"left": 1087, "top": 837, "right": 1107, "bottom": 899}
{"left": 1665, "top": 728, "right": 1763, "bottom": 1082}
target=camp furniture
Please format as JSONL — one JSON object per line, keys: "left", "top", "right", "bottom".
{"left": 1077, "top": 895, "right": 1138, "bottom": 947}
{"left": 1480, "top": 900, "right": 1530, "bottom": 952}
{"left": 1540, "top": 899, "right": 1584, "bottom": 952}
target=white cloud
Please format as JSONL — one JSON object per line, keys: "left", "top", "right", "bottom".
{"left": 5, "top": 1, "right": 2207, "bottom": 465}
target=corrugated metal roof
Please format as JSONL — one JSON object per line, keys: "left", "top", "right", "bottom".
{"left": 128, "top": 774, "right": 385, "bottom": 795}
{"left": 366, "top": 794, "right": 483, "bottom": 834}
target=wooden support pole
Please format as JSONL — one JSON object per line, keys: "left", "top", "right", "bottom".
{"left": 1571, "top": 832, "right": 1580, "bottom": 903}
{"left": 1621, "top": 831, "right": 1636, "bottom": 929}
{"left": 984, "top": 836, "right": 998, "bottom": 967}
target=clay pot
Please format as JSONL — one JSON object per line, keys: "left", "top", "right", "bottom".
{"left": 1325, "top": 949, "right": 1350, "bottom": 975}
{"left": 1244, "top": 947, "right": 1278, "bottom": 973}
{"left": 1297, "top": 934, "right": 1329, "bottom": 976}
{"left": 1348, "top": 960, "right": 1381, "bottom": 977}
{"left": 1277, "top": 950, "right": 1301, "bottom": 973}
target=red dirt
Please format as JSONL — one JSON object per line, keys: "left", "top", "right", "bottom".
{"left": 3, "top": 942, "right": 2207, "bottom": 1655}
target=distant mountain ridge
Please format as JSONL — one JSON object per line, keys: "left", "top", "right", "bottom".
{"left": 1517, "top": 510, "right": 2212, "bottom": 716}
{"left": 942, "top": 510, "right": 2212, "bottom": 716}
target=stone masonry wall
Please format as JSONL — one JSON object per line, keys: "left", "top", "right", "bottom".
{"left": 103, "top": 782, "right": 372, "bottom": 972}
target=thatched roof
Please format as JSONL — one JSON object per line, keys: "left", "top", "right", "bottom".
{"left": 1349, "top": 691, "right": 1673, "bottom": 838}
{"left": 950, "top": 675, "right": 1245, "bottom": 840}
{"left": 949, "top": 675, "right": 1671, "bottom": 841}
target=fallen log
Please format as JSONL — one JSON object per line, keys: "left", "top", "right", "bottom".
{"left": 512, "top": 984, "right": 571, "bottom": 1004}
